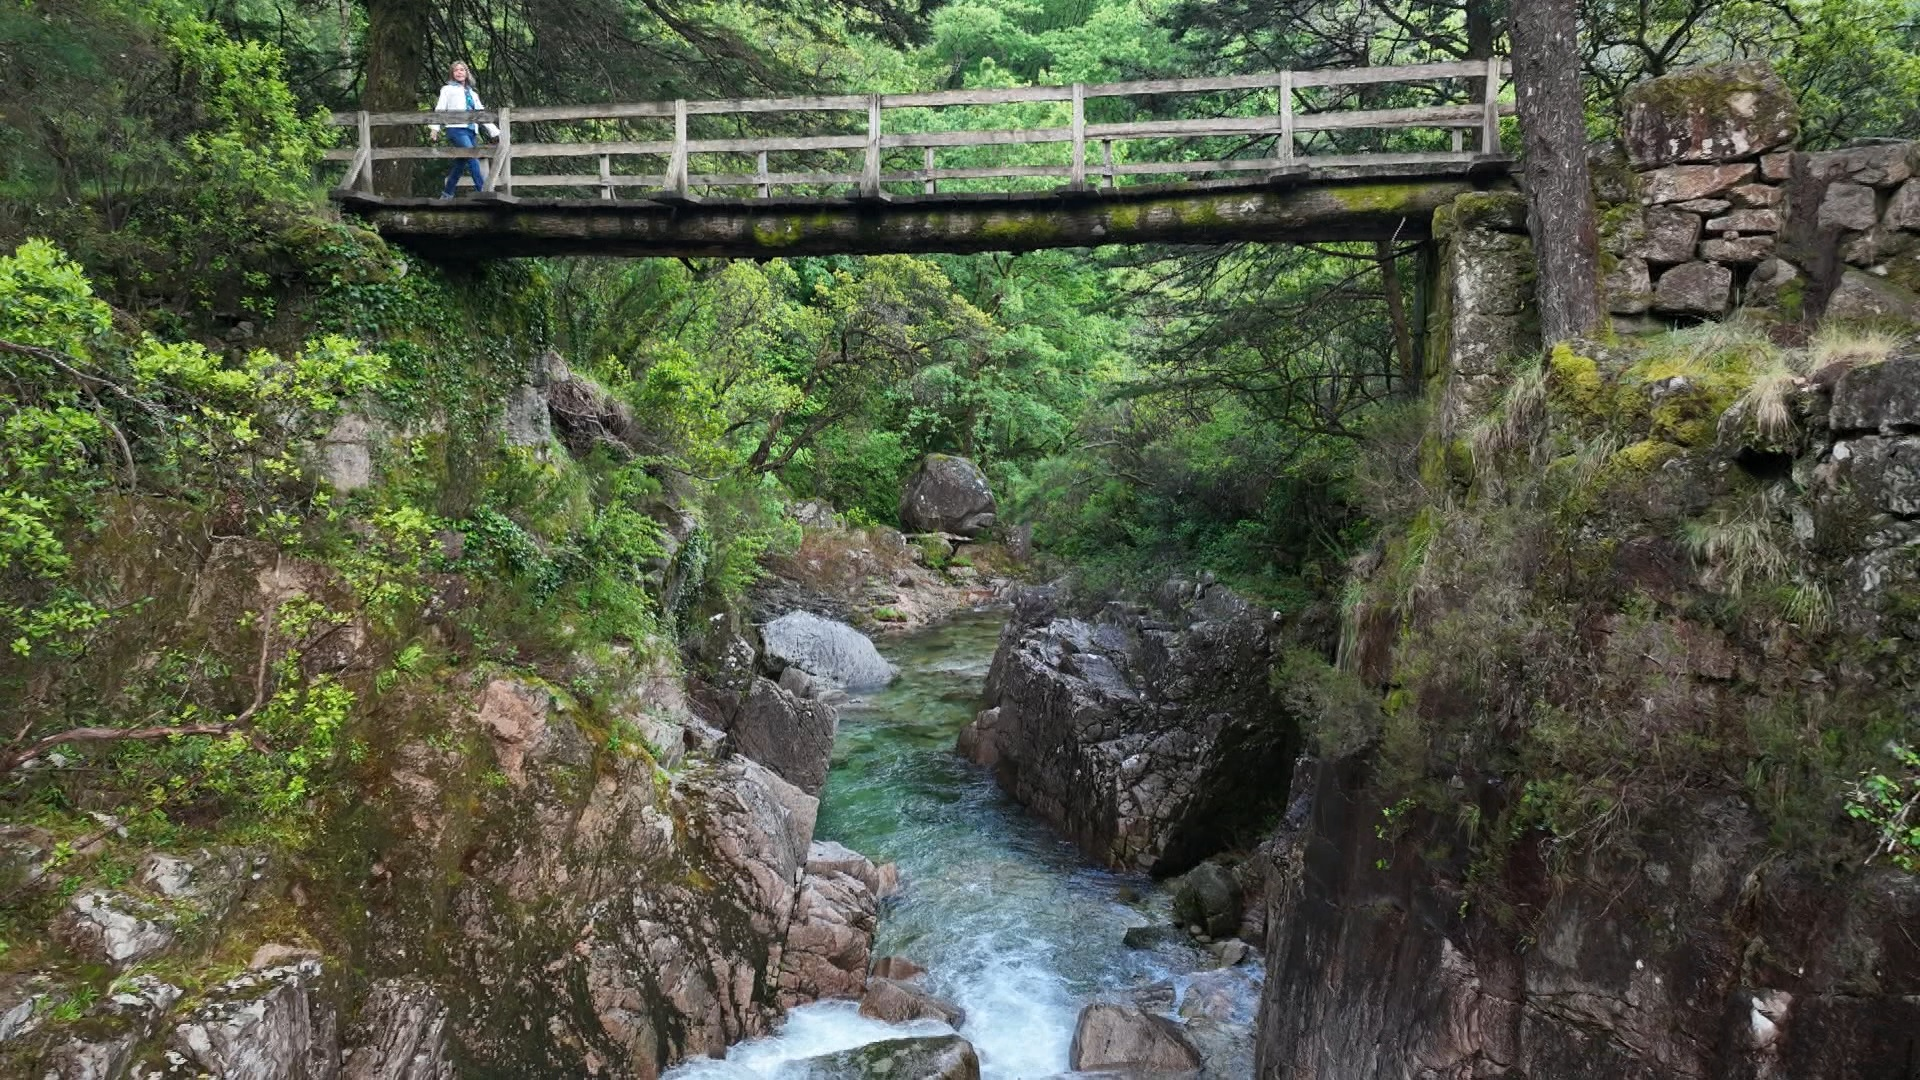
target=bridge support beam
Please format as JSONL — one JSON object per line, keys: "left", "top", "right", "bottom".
{"left": 338, "top": 166, "right": 1510, "bottom": 260}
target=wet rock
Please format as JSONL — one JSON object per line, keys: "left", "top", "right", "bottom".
{"left": 859, "top": 978, "right": 966, "bottom": 1027}
{"left": 778, "top": 858, "right": 879, "bottom": 1006}
{"left": 1171, "top": 862, "right": 1242, "bottom": 940}
{"left": 1653, "top": 262, "right": 1733, "bottom": 317}
{"left": 870, "top": 956, "right": 927, "bottom": 982}
{"left": 1178, "top": 971, "right": 1242, "bottom": 1023}
{"left": 170, "top": 959, "right": 339, "bottom": 1080}
{"left": 899, "top": 455, "right": 998, "bottom": 537}
{"left": 784, "top": 1035, "right": 981, "bottom": 1080}
{"left": 805, "top": 840, "right": 896, "bottom": 899}
{"left": 1824, "top": 270, "right": 1920, "bottom": 325}
{"left": 1122, "top": 924, "right": 1182, "bottom": 950}
{"left": 760, "top": 610, "right": 896, "bottom": 689}
{"left": 954, "top": 706, "right": 1003, "bottom": 767}
{"left": 1132, "top": 981, "right": 1177, "bottom": 1011}
{"left": 341, "top": 978, "right": 453, "bottom": 1080}
{"left": 1068, "top": 1004, "right": 1203, "bottom": 1073}
{"left": 1831, "top": 354, "right": 1920, "bottom": 433}
{"left": 1211, "top": 939, "right": 1252, "bottom": 967}
{"left": 53, "top": 891, "right": 177, "bottom": 968}
{"left": 1639, "top": 163, "right": 1757, "bottom": 205}
{"left": 1622, "top": 62, "right": 1797, "bottom": 167}
{"left": 1645, "top": 208, "right": 1704, "bottom": 264}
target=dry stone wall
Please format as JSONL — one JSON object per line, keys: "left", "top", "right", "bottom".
{"left": 1601, "top": 61, "right": 1920, "bottom": 329}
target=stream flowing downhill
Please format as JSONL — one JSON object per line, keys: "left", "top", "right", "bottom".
{"left": 668, "top": 610, "right": 1262, "bottom": 1079}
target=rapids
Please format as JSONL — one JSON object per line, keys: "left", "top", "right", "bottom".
{"left": 668, "top": 610, "right": 1259, "bottom": 1079}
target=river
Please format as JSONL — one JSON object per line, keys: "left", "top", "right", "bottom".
{"left": 669, "top": 610, "right": 1260, "bottom": 1078}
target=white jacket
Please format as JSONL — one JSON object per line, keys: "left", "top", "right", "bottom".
{"left": 430, "top": 82, "right": 500, "bottom": 137}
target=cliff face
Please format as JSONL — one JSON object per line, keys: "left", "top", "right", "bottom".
{"left": 1253, "top": 122, "right": 1920, "bottom": 1073}
{"left": 1256, "top": 760, "right": 1920, "bottom": 1079}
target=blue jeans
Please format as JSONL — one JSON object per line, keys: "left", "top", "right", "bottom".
{"left": 443, "top": 127, "right": 486, "bottom": 196}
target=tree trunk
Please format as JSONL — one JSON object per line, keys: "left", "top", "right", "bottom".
{"left": 361, "top": 0, "right": 432, "bottom": 195}
{"left": 1377, "top": 240, "right": 1417, "bottom": 391}
{"left": 1509, "top": 0, "right": 1602, "bottom": 344}
{"left": 1464, "top": 0, "right": 1499, "bottom": 104}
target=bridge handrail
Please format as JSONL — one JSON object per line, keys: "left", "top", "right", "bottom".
{"left": 324, "top": 57, "right": 1512, "bottom": 199}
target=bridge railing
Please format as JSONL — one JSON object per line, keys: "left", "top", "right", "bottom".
{"left": 324, "top": 58, "right": 1512, "bottom": 200}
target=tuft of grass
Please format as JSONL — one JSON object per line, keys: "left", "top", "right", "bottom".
{"left": 1809, "top": 325, "right": 1899, "bottom": 369}
{"left": 1681, "top": 496, "right": 1788, "bottom": 595}
{"left": 1734, "top": 348, "right": 1810, "bottom": 444}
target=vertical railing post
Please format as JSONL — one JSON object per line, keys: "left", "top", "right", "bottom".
{"left": 1101, "top": 139, "right": 1114, "bottom": 190}
{"left": 487, "top": 105, "right": 512, "bottom": 194}
{"left": 923, "top": 147, "right": 936, "bottom": 194}
{"left": 1278, "top": 71, "right": 1295, "bottom": 162}
{"left": 1070, "top": 83, "right": 1086, "bottom": 189}
{"left": 355, "top": 110, "right": 373, "bottom": 193}
{"left": 756, "top": 150, "right": 770, "bottom": 198}
{"left": 862, "top": 94, "right": 882, "bottom": 197}
{"left": 1481, "top": 56, "right": 1502, "bottom": 154}
{"left": 599, "top": 154, "right": 613, "bottom": 200}
{"left": 668, "top": 98, "right": 689, "bottom": 196}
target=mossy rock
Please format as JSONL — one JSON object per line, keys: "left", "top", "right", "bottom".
{"left": 1622, "top": 61, "right": 1798, "bottom": 168}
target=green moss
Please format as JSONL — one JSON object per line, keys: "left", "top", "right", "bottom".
{"left": 1329, "top": 182, "right": 1432, "bottom": 215}
{"left": 1547, "top": 343, "right": 1607, "bottom": 419}
{"left": 978, "top": 216, "right": 1064, "bottom": 243}
{"left": 1418, "top": 434, "right": 1473, "bottom": 492}
{"left": 1449, "top": 190, "right": 1528, "bottom": 233}
{"left": 1610, "top": 439, "right": 1685, "bottom": 473}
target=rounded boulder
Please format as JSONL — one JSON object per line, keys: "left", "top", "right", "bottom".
{"left": 899, "top": 455, "right": 998, "bottom": 536}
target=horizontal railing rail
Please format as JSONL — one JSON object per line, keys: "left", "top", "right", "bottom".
{"left": 324, "top": 58, "right": 1513, "bottom": 200}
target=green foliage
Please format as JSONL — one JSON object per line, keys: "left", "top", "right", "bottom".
{"left": 1847, "top": 744, "right": 1920, "bottom": 872}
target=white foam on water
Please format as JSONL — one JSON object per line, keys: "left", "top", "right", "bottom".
{"left": 667, "top": 1001, "right": 952, "bottom": 1078}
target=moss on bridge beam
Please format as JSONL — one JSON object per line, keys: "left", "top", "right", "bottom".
{"left": 340, "top": 169, "right": 1512, "bottom": 260}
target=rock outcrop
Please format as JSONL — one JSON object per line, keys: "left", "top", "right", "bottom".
{"left": 777, "top": 841, "right": 886, "bottom": 1006}
{"left": 899, "top": 455, "right": 998, "bottom": 536}
{"left": 964, "top": 582, "right": 1297, "bottom": 875}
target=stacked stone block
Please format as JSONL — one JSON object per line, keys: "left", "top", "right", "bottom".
{"left": 1599, "top": 61, "right": 1920, "bottom": 328}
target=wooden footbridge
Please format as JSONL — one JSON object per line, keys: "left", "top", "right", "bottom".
{"left": 325, "top": 59, "right": 1515, "bottom": 259}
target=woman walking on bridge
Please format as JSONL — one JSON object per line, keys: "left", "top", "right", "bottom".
{"left": 428, "top": 62, "right": 500, "bottom": 198}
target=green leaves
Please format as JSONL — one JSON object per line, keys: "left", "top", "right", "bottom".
{"left": 1846, "top": 744, "right": 1920, "bottom": 872}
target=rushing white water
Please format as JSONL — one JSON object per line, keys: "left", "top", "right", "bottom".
{"left": 668, "top": 611, "right": 1261, "bottom": 1079}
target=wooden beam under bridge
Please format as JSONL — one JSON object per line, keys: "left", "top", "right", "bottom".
{"left": 336, "top": 162, "right": 1513, "bottom": 260}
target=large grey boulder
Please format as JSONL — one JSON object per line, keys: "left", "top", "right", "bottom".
{"left": 1622, "top": 62, "right": 1797, "bottom": 168}
{"left": 974, "top": 583, "right": 1295, "bottom": 875}
{"left": 1069, "top": 1004, "right": 1203, "bottom": 1073}
{"left": 760, "top": 610, "right": 897, "bottom": 689}
{"left": 899, "top": 455, "right": 998, "bottom": 536}
{"left": 783, "top": 1035, "right": 981, "bottom": 1079}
